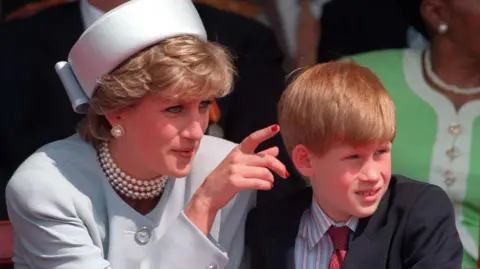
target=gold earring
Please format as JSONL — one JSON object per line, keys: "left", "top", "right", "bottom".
{"left": 110, "top": 124, "right": 125, "bottom": 138}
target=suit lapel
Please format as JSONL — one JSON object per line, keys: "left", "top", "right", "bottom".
{"left": 344, "top": 187, "right": 393, "bottom": 269}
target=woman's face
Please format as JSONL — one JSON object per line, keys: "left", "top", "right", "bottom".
{"left": 110, "top": 93, "right": 211, "bottom": 179}
{"left": 441, "top": 0, "right": 480, "bottom": 56}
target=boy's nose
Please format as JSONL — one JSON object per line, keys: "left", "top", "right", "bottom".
{"left": 359, "top": 171, "right": 379, "bottom": 181}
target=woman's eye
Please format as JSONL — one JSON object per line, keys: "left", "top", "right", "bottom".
{"left": 165, "top": 105, "right": 184, "bottom": 113}
{"left": 346, "top": 154, "right": 360, "bottom": 160}
{"left": 165, "top": 101, "right": 211, "bottom": 114}
{"left": 199, "top": 100, "right": 212, "bottom": 110}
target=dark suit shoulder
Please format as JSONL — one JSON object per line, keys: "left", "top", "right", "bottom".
{"left": 387, "top": 174, "right": 445, "bottom": 209}
{"left": 379, "top": 175, "right": 455, "bottom": 236}
{"left": 388, "top": 174, "right": 452, "bottom": 217}
{"left": 387, "top": 177, "right": 462, "bottom": 268}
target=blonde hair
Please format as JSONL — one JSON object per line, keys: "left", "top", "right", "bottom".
{"left": 78, "top": 35, "right": 235, "bottom": 146}
{"left": 278, "top": 61, "right": 395, "bottom": 156}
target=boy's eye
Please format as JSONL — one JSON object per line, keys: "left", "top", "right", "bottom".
{"left": 165, "top": 105, "right": 183, "bottom": 113}
{"left": 375, "top": 149, "right": 389, "bottom": 156}
{"left": 346, "top": 154, "right": 360, "bottom": 160}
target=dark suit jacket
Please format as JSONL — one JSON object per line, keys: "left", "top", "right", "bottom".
{"left": 246, "top": 175, "right": 463, "bottom": 269}
{"left": 0, "top": 2, "right": 304, "bottom": 220}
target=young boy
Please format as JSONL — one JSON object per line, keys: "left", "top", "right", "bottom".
{"left": 245, "top": 61, "right": 463, "bottom": 269}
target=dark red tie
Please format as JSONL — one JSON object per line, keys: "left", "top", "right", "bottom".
{"left": 328, "top": 226, "right": 350, "bottom": 269}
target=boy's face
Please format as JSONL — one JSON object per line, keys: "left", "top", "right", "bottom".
{"left": 293, "top": 142, "right": 392, "bottom": 222}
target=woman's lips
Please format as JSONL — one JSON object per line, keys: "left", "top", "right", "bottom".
{"left": 171, "top": 149, "right": 195, "bottom": 158}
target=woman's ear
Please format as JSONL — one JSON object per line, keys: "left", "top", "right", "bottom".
{"left": 421, "top": 0, "right": 450, "bottom": 34}
{"left": 291, "top": 144, "right": 314, "bottom": 178}
{"left": 104, "top": 110, "right": 123, "bottom": 127}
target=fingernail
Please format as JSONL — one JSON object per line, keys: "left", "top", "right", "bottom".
{"left": 285, "top": 171, "right": 290, "bottom": 178}
{"left": 271, "top": 125, "right": 279, "bottom": 132}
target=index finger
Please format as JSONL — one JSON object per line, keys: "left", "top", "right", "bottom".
{"left": 238, "top": 125, "right": 280, "bottom": 153}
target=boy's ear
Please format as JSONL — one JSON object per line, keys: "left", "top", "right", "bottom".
{"left": 291, "top": 144, "right": 315, "bottom": 178}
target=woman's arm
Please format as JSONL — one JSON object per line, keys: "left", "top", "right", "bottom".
{"left": 6, "top": 169, "right": 111, "bottom": 269}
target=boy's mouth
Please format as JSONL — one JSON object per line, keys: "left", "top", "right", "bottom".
{"left": 355, "top": 187, "right": 381, "bottom": 197}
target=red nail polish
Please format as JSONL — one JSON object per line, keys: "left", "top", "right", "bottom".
{"left": 271, "top": 125, "right": 279, "bottom": 132}
{"left": 285, "top": 171, "right": 290, "bottom": 178}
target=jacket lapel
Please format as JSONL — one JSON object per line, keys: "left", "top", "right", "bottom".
{"left": 344, "top": 186, "right": 394, "bottom": 269}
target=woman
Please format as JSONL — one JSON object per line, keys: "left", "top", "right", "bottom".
{"left": 347, "top": 0, "right": 480, "bottom": 267}
{"left": 5, "top": 0, "right": 288, "bottom": 268}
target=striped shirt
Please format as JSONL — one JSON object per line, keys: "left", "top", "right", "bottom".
{"left": 295, "top": 199, "right": 358, "bottom": 269}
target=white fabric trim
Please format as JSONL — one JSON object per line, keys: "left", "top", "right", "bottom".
{"left": 402, "top": 49, "right": 480, "bottom": 260}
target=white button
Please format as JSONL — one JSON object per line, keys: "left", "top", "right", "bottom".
{"left": 134, "top": 227, "right": 151, "bottom": 245}
{"left": 444, "top": 170, "right": 456, "bottom": 186}
{"left": 207, "top": 265, "right": 219, "bottom": 269}
{"left": 448, "top": 123, "right": 461, "bottom": 136}
{"left": 446, "top": 147, "right": 460, "bottom": 160}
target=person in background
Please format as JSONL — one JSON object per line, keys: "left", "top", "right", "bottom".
{"left": 347, "top": 0, "right": 480, "bottom": 267}
{"left": 6, "top": 0, "right": 288, "bottom": 268}
{"left": 256, "top": 0, "right": 428, "bottom": 70}
{"left": 256, "top": 0, "right": 329, "bottom": 69}
{"left": 0, "top": 0, "right": 303, "bottom": 221}
{"left": 246, "top": 61, "right": 462, "bottom": 269}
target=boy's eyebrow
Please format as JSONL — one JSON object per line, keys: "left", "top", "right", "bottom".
{"left": 348, "top": 142, "right": 391, "bottom": 151}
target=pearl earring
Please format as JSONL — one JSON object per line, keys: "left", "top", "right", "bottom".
{"left": 438, "top": 22, "right": 448, "bottom": 34}
{"left": 110, "top": 124, "right": 125, "bottom": 138}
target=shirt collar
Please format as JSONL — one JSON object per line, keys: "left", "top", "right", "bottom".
{"left": 80, "top": 0, "right": 104, "bottom": 29}
{"left": 305, "top": 199, "right": 359, "bottom": 250}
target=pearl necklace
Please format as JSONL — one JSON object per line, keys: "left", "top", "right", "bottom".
{"left": 98, "top": 142, "right": 168, "bottom": 200}
{"left": 423, "top": 49, "right": 480, "bottom": 95}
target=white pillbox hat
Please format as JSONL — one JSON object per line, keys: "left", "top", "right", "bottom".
{"left": 55, "top": 0, "right": 207, "bottom": 113}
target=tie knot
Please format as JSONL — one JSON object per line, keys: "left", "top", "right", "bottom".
{"left": 328, "top": 226, "right": 350, "bottom": 250}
